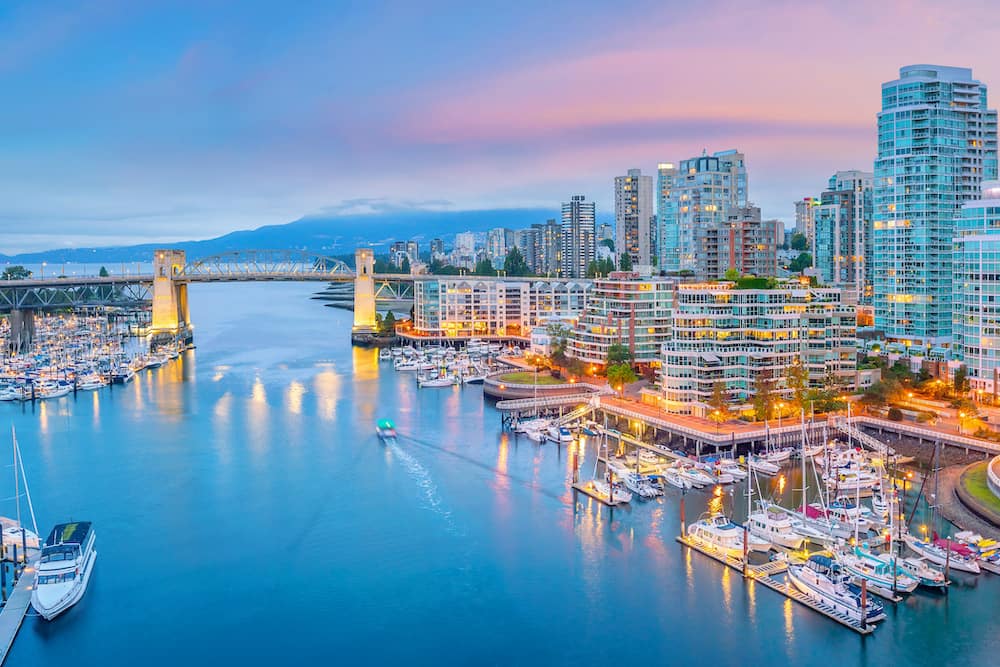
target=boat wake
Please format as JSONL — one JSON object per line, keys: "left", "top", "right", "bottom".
{"left": 387, "top": 441, "right": 463, "bottom": 537}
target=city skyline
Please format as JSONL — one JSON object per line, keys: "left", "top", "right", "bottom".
{"left": 4, "top": 1, "right": 1000, "bottom": 253}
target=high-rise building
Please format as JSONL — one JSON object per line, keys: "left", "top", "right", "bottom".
{"left": 486, "top": 227, "right": 510, "bottom": 266}
{"left": 794, "top": 197, "right": 819, "bottom": 242}
{"left": 694, "top": 205, "right": 778, "bottom": 279}
{"left": 656, "top": 162, "right": 679, "bottom": 272}
{"left": 812, "top": 170, "right": 873, "bottom": 302}
{"left": 430, "top": 238, "right": 445, "bottom": 260}
{"left": 954, "top": 180, "right": 1000, "bottom": 396}
{"left": 873, "top": 64, "right": 998, "bottom": 347}
{"left": 560, "top": 196, "right": 595, "bottom": 278}
{"left": 389, "top": 240, "right": 409, "bottom": 268}
{"left": 615, "top": 168, "right": 654, "bottom": 267}
{"left": 671, "top": 150, "right": 748, "bottom": 272}
{"left": 406, "top": 240, "right": 419, "bottom": 262}
{"left": 533, "top": 219, "right": 562, "bottom": 276}
{"left": 514, "top": 228, "right": 540, "bottom": 274}
{"left": 452, "top": 232, "right": 477, "bottom": 269}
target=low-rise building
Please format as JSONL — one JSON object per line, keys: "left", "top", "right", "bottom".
{"left": 567, "top": 273, "right": 674, "bottom": 365}
{"left": 653, "top": 281, "right": 857, "bottom": 414}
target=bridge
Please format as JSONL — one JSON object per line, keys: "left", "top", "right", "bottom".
{"left": 0, "top": 248, "right": 407, "bottom": 349}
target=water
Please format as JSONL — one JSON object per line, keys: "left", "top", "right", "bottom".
{"left": 5, "top": 282, "right": 999, "bottom": 665}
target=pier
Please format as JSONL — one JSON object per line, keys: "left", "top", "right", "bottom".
{"left": 0, "top": 555, "right": 39, "bottom": 665}
{"left": 675, "top": 536, "right": 875, "bottom": 635}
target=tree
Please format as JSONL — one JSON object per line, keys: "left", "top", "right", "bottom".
{"left": 786, "top": 360, "right": 809, "bottom": 411}
{"left": 887, "top": 407, "right": 903, "bottom": 421}
{"left": 607, "top": 363, "right": 637, "bottom": 396}
{"left": 788, "top": 252, "right": 813, "bottom": 273}
{"left": 724, "top": 268, "right": 740, "bottom": 281}
{"left": 600, "top": 238, "right": 615, "bottom": 253}
{"left": 400, "top": 256, "right": 411, "bottom": 274}
{"left": 606, "top": 343, "right": 632, "bottom": 365}
{"left": 790, "top": 232, "right": 809, "bottom": 251}
{"left": 547, "top": 323, "right": 571, "bottom": 364}
{"left": 707, "top": 381, "right": 732, "bottom": 424}
{"left": 752, "top": 376, "right": 775, "bottom": 421}
{"left": 1, "top": 266, "right": 31, "bottom": 280}
{"left": 473, "top": 258, "right": 495, "bottom": 276}
{"left": 379, "top": 310, "right": 397, "bottom": 335}
{"left": 503, "top": 246, "right": 531, "bottom": 276}
{"left": 953, "top": 366, "right": 970, "bottom": 396}
{"left": 429, "top": 259, "right": 462, "bottom": 275}
{"left": 618, "top": 252, "right": 633, "bottom": 272}
{"left": 98, "top": 266, "right": 109, "bottom": 277}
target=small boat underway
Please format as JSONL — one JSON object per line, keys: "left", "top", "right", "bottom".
{"left": 375, "top": 419, "right": 397, "bottom": 443}
{"left": 31, "top": 521, "right": 97, "bottom": 621}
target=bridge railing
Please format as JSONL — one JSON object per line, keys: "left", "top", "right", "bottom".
{"left": 180, "top": 249, "right": 354, "bottom": 279}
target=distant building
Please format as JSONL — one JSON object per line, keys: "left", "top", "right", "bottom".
{"left": 794, "top": 197, "right": 819, "bottom": 242}
{"left": 560, "top": 196, "right": 595, "bottom": 278}
{"left": 486, "top": 227, "right": 511, "bottom": 267}
{"left": 429, "top": 238, "right": 444, "bottom": 259}
{"left": 873, "top": 64, "right": 998, "bottom": 347}
{"left": 406, "top": 240, "right": 419, "bottom": 263}
{"left": 694, "top": 205, "right": 778, "bottom": 279}
{"left": 656, "top": 162, "right": 679, "bottom": 272}
{"left": 597, "top": 223, "right": 614, "bottom": 242}
{"left": 615, "top": 168, "right": 654, "bottom": 267}
{"left": 451, "top": 232, "right": 477, "bottom": 269}
{"left": 811, "top": 170, "right": 873, "bottom": 303}
{"left": 389, "top": 240, "right": 409, "bottom": 268}
{"left": 567, "top": 273, "right": 674, "bottom": 364}
{"left": 514, "top": 227, "right": 540, "bottom": 274}
{"left": 653, "top": 282, "right": 857, "bottom": 414}
{"left": 533, "top": 219, "right": 562, "bottom": 276}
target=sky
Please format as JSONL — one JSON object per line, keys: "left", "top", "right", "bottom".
{"left": 3, "top": 0, "right": 1000, "bottom": 254}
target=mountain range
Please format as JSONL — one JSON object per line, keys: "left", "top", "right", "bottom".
{"left": 0, "top": 208, "right": 615, "bottom": 264}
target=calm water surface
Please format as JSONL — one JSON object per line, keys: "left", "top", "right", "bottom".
{"left": 6, "top": 283, "right": 999, "bottom": 665}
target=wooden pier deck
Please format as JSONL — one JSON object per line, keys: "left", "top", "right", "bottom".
{"left": 676, "top": 535, "right": 875, "bottom": 635}
{"left": 0, "top": 561, "right": 37, "bottom": 664}
{"left": 571, "top": 481, "right": 628, "bottom": 507}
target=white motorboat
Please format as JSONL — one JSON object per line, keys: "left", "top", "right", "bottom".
{"left": 764, "top": 448, "right": 793, "bottom": 464}
{"left": 591, "top": 479, "right": 632, "bottom": 504}
{"left": 76, "top": 374, "right": 106, "bottom": 391}
{"left": 747, "top": 456, "right": 780, "bottom": 476}
{"left": 824, "top": 465, "right": 880, "bottom": 492}
{"left": 676, "top": 464, "right": 714, "bottom": 489}
{"left": 899, "top": 556, "right": 949, "bottom": 590}
{"left": 546, "top": 426, "right": 574, "bottom": 443}
{"left": 31, "top": 521, "right": 97, "bottom": 621}
{"left": 524, "top": 427, "right": 547, "bottom": 443}
{"left": 747, "top": 504, "right": 808, "bottom": 550}
{"left": 837, "top": 545, "right": 918, "bottom": 594}
{"left": 620, "top": 471, "right": 662, "bottom": 499}
{"left": 687, "top": 513, "right": 770, "bottom": 557}
{"left": 0, "top": 516, "right": 40, "bottom": 552}
{"left": 715, "top": 459, "right": 747, "bottom": 480}
{"left": 378, "top": 348, "right": 392, "bottom": 361}
{"left": 418, "top": 374, "right": 456, "bottom": 388}
{"left": 787, "top": 554, "right": 886, "bottom": 624}
{"left": 661, "top": 468, "right": 691, "bottom": 490}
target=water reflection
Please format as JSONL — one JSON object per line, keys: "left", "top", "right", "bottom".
{"left": 286, "top": 381, "right": 306, "bottom": 415}
{"left": 247, "top": 377, "right": 270, "bottom": 458}
{"left": 313, "top": 368, "right": 342, "bottom": 422}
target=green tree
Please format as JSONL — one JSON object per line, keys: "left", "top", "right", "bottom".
{"left": 503, "top": 246, "right": 531, "bottom": 276}
{"left": 599, "top": 238, "right": 615, "bottom": 253}
{"left": 788, "top": 252, "right": 813, "bottom": 273}
{"left": 606, "top": 343, "right": 632, "bottom": 365}
{"left": 724, "top": 268, "right": 740, "bottom": 281}
{"left": 607, "top": 363, "right": 637, "bottom": 396}
{"left": 1, "top": 265, "right": 31, "bottom": 280}
{"left": 98, "top": 266, "right": 109, "bottom": 277}
{"left": 752, "top": 376, "right": 775, "bottom": 421}
{"left": 618, "top": 252, "right": 633, "bottom": 272}
{"left": 790, "top": 232, "right": 809, "bottom": 251}
{"left": 380, "top": 310, "right": 397, "bottom": 335}
{"left": 473, "top": 258, "right": 495, "bottom": 276}
{"left": 400, "top": 256, "right": 411, "bottom": 274}
{"left": 546, "top": 323, "right": 571, "bottom": 365}
{"left": 786, "top": 360, "right": 809, "bottom": 411}
{"left": 707, "top": 381, "right": 732, "bottom": 424}
{"left": 887, "top": 407, "right": 903, "bottom": 421}
{"left": 429, "top": 259, "right": 462, "bottom": 275}
{"left": 953, "top": 366, "right": 970, "bottom": 395}
{"left": 586, "top": 260, "right": 600, "bottom": 278}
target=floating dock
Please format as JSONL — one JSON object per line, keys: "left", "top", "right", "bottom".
{"left": 0, "top": 560, "right": 38, "bottom": 664}
{"left": 676, "top": 535, "right": 875, "bottom": 635}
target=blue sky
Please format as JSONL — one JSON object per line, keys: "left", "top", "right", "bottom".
{"left": 2, "top": 0, "right": 999, "bottom": 253}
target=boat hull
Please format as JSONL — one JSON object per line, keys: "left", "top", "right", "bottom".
{"left": 31, "top": 548, "right": 97, "bottom": 621}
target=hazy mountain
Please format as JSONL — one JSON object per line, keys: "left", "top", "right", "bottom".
{"left": 0, "top": 208, "right": 614, "bottom": 264}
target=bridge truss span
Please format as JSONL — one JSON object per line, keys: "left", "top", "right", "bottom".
{"left": 0, "top": 280, "right": 151, "bottom": 312}
{"left": 180, "top": 249, "right": 354, "bottom": 281}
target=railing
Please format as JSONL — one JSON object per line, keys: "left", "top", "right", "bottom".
{"left": 988, "top": 455, "right": 1000, "bottom": 500}
{"left": 849, "top": 415, "right": 1000, "bottom": 455}
{"left": 495, "top": 393, "right": 597, "bottom": 411}
{"left": 830, "top": 416, "right": 892, "bottom": 454}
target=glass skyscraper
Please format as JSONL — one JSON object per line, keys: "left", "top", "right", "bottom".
{"left": 656, "top": 162, "right": 679, "bottom": 272}
{"left": 812, "top": 170, "right": 873, "bottom": 303}
{"left": 873, "top": 65, "right": 998, "bottom": 347}
{"left": 560, "top": 195, "right": 596, "bottom": 278}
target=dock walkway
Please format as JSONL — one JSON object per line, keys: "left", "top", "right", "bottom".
{"left": 0, "top": 561, "right": 37, "bottom": 665}
{"left": 676, "top": 535, "right": 875, "bottom": 635}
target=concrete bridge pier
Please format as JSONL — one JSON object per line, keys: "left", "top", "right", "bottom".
{"left": 351, "top": 248, "right": 378, "bottom": 344}
{"left": 150, "top": 249, "right": 192, "bottom": 345}
{"left": 7, "top": 309, "right": 35, "bottom": 353}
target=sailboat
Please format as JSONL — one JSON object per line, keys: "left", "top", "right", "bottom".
{"left": 2, "top": 426, "right": 40, "bottom": 557}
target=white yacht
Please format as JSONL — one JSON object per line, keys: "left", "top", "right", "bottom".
{"left": 661, "top": 468, "right": 691, "bottom": 490}
{"left": 747, "top": 456, "right": 780, "bottom": 476}
{"left": 31, "top": 521, "right": 97, "bottom": 621}
{"left": 747, "top": 504, "right": 808, "bottom": 550}
{"left": 620, "top": 471, "right": 661, "bottom": 499}
{"left": 687, "top": 513, "right": 769, "bottom": 558}
{"left": 591, "top": 479, "right": 632, "bottom": 504}
{"left": 787, "top": 554, "right": 886, "bottom": 624}
{"left": 546, "top": 425, "right": 574, "bottom": 443}
{"left": 715, "top": 459, "right": 747, "bottom": 480}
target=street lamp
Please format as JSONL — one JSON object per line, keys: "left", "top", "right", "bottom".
{"left": 958, "top": 412, "right": 966, "bottom": 435}
{"left": 712, "top": 409, "right": 721, "bottom": 435}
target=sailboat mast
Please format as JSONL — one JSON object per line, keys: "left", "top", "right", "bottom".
{"left": 14, "top": 431, "right": 38, "bottom": 536}
{"left": 12, "top": 425, "right": 20, "bottom": 529}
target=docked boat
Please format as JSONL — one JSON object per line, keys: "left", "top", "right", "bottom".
{"left": 903, "top": 533, "right": 981, "bottom": 574}
{"left": 378, "top": 348, "right": 392, "bottom": 361}
{"left": 787, "top": 554, "right": 886, "bottom": 624}
{"left": 375, "top": 419, "right": 397, "bottom": 442}
{"left": 837, "top": 545, "right": 918, "bottom": 594}
{"left": 31, "top": 521, "right": 97, "bottom": 621}
{"left": 676, "top": 464, "right": 714, "bottom": 489}
{"left": 661, "top": 468, "right": 691, "bottom": 490}
{"left": 747, "top": 504, "right": 808, "bottom": 550}
{"left": 714, "top": 458, "right": 747, "bottom": 480}
{"left": 417, "top": 374, "right": 456, "bottom": 388}
{"left": 899, "top": 556, "right": 949, "bottom": 590}
{"left": 620, "top": 471, "right": 661, "bottom": 499}
{"left": 591, "top": 479, "right": 632, "bottom": 504}
{"left": 687, "top": 513, "right": 770, "bottom": 558}
{"left": 747, "top": 456, "right": 780, "bottom": 476}
{"left": 546, "top": 426, "right": 574, "bottom": 444}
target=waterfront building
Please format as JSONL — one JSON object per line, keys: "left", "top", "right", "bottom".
{"left": 669, "top": 149, "right": 748, "bottom": 272}
{"left": 812, "top": 170, "right": 873, "bottom": 303}
{"left": 615, "top": 168, "right": 654, "bottom": 268}
{"left": 954, "top": 180, "right": 1000, "bottom": 397}
{"left": 561, "top": 196, "right": 596, "bottom": 278}
{"left": 873, "top": 64, "right": 998, "bottom": 348}
{"left": 653, "top": 282, "right": 857, "bottom": 414}
{"left": 410, "top": 277, "right": 590, "bottom": 339}
{"left": 656, "top": 162, "right": 680, "bottom": 273}
{"left": 566, "top": 273, "right": 674, "bottom": 365}
{"left": 534, "top": 219, "right": 563, "bottom": 276}
{"left": 794, "top": 197, "right": 819, "bottom": 242}
{"left": 694, "top": 205, "right": 778, "bottom": 279}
